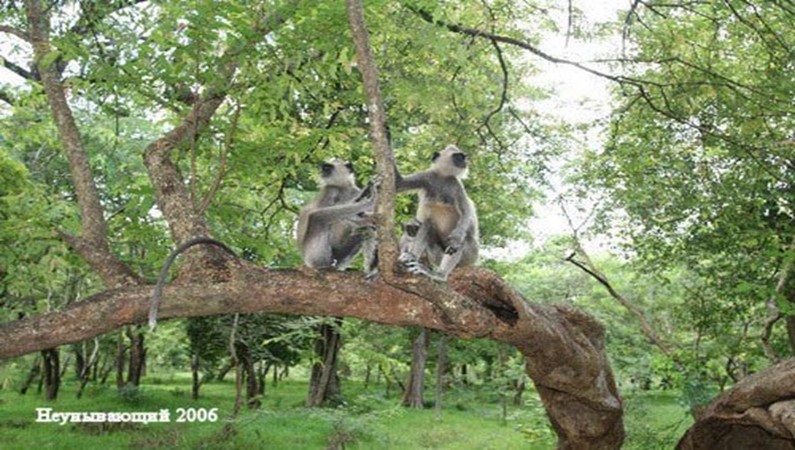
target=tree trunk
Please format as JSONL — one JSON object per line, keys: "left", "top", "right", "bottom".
{"left": 234, "top": 342, "right": 260, "bottom": 409}
{"left": 191, "top": 353, "right": 201, "bottom": 400}
{"left": 402, "top": 327, "right": 430, "bottom": 408}
{"left": 258, "top": 362, "right": 269, "bottom": 396}
{"left": 115, "top": 330, "right": 126, "bottom": 389}
{"left": 76, "top": 339, "right": 99, "bottom": 399}
{"left": 73, "top": 343, "right": 85, "bottom": 380}
{"left": 678, "top": 358, "right": 795, "bottom": 449}
{"left": 41, "top": 348, "right": 60, "bottom": 400}
{"left": 307, "top": 321, "right": 342, "bottom": 407}
{"left": 364, "top": 364, "right": 372, "bottom": 390}
{"left": 19, "top": 356, "right": 41, "bottom": 394}
{"left": 513, "top": 378, "right": 526, "bottom": 406}
{"left": 435, "top": 334, "right": 448, "bottom": 414}
{"left": 126, "top": 327, "right": 145, "bottom": 387}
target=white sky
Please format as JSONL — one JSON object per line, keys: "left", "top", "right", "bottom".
{"left": 483, "top": 0, "right": 627, "bottom": 260}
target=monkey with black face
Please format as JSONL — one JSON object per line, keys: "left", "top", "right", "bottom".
{"left": 296, "top": 159, "right": 377, "bottom": 274}
{"left": 395, "top": 144, "right": 479, "bottom": 281}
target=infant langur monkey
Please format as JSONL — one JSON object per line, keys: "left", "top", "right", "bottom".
{"left": 296, "top": 159, "right": 378, "bottom": 276}
{"left": 395, "top": 144, "right": 479, "bottom": 281}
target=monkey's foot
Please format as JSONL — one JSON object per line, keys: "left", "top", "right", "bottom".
{"left": 398, "top": 252, "right": 418, "bottom": 263}
{"left": 404, "top": 261, "right": 447, "bottom": 282}
{"left": 364, "top": 269, "right": 380, "bottom": 282}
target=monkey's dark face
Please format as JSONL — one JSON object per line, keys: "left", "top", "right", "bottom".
{"left": 431, "top": 145, "right": 469, "bottom": 178}
{"left": 320, "top": 159, "right": 356, "bottom": 187}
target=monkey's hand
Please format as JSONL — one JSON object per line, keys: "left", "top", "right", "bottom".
{"left": 444, "top": 232, "right": 465, "bottom": 255}
{"left": 398, "top": 251, "right": 418, "bottom": 263}
{"left": 355, "top": 176, "right": 382, "bottom": 203}
{"left": 353, "top": 212, "right": 377, "bottom": 228}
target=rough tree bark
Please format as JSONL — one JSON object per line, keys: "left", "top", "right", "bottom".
{"left": 41, "top": 348, "right": 60, "bottom": 400}
{"left": 307, "top": 322, "right": 343, "bottom": 407}
{"left": 402, "top": 328, "right": 430, "bottom": 408}
{"left": 678, "top": 358, "right": 795, "bottom": 450}
{"left": 126, "top": 327, "right": 145, "bottom": 387}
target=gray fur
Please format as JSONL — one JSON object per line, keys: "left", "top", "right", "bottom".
{"left": 395, "top": 145, "right": 479, "bottom": 281}
{"left": 296, "top": 159, "right": 377, "bottom": 273}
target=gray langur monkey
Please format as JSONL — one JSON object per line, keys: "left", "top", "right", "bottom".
{"left": 395, "top": 144, "right": 479, "bottom": 281}
{"left": 296, "top": 159, "right": 378, "bottom": 274}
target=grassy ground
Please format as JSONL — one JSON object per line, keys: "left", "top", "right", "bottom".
{"left": 0, "top": 373, "right": 690, "bottom": 449}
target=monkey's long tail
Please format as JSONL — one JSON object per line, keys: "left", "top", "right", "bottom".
{"left": 148, "top": 237, "right": 237, "bottom": 331}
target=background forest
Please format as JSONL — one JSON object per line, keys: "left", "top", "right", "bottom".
{"left": 0, "top": 0, "right": 793, "bottom": 449}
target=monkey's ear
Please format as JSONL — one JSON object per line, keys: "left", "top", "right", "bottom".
{"left": 320, "top": 163, "right": 334, "bottom": 176}
{"left": 431, "top": 151, "right": 440, "bottom": 162}
{"left": 345, "top": 162, "right": 355, "bottom": 173}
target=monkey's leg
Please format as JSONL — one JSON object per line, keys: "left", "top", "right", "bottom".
{"left": 332, "top": 236, "right": 363, "bottom": 270}
{"left": 362, "top": 234, "right": 379, "bottom": 280}
{"left": 399, "top": 221, "right": 431, "bottom": 263}
{"left": 304, "top": 231, "right": 335, "bottom": 269}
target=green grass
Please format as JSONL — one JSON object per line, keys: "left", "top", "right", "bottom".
{"left": 0, "top": 374, "right": 689, "bottom": 449}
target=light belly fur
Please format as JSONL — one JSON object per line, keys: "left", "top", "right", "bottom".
{"left": 418, "top": 202, "right": 459, "bottom": 237}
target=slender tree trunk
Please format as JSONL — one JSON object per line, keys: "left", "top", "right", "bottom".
{"left": 19, "top": 356, "right": 41, "bottom": 394}
{"left": 191, "top": 353, "right": 201, "bottom": 400}
{"left": 513, "top": 378, "right": 526, "bottom": 406}
{"left": 307, "top": 321, "right": 342, "bottom": 407}
{"left": 42, "top": 348, "right": 60, "bottom": 400}
{"left": 435, "top": 334, "right": 448, "bottom": 415}
{"left": 73, "top": 343, "right": 85, "bottom": 380}
{"left": 364, "top": 365, "right": 371, "bottom": 390}
{"left": 234, "top": 342, "right": 260, "bottom": 409}
{"left": 402, "top": 328, "right": 430, "bottom": 408}
{"left": 217, "top": 361, "right": 232, "bottom": 382}
{"left": 76, "top": 338, "right": 99, "bottom": 399}
{"left": 258, "top": 362, "right": 269, "bottom": 396}
{"left": 126, "top": 327, "right": 145, "bottom": 387}
{"left": 115, "top": 330, "right": 126, "bottom": 389}
{"left": 59, "top": 355, "right": 71, "bottom": 379}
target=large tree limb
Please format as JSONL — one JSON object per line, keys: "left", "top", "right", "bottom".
{"left": 677, "top": 358, "right": 795, "bottom": 449}
{"left": 0, "top": 265, "right": 624, "bottom": 448}
{"left": 25, "top": 0, "right": 138, "bottom": 288}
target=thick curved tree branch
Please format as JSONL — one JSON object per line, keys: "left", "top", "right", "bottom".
{"left": 25, "top": 0, "right": 138, "bottom": 288}
{"left": 0, "top": 265, "right": 624, "bottom": 448}
{"left": 142, "top": 5, "right": 297, "bottom": 266}
{"left": 678, "top": 358, "right": 795, "bottom": 449}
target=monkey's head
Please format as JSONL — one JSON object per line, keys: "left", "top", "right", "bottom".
{"left": 431, "top": 144, "right": 468, "bottom": 179}
{"left": 319, "top": 158, "right": 356, "bottom": 187}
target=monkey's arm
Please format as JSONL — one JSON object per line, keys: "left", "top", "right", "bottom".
{"left": 446, "top": 198, "right": 476, "bottom": 254}
{"left": 394, "top": 163, "right": 428, "bottom": 192}
{"left": 308, "top": 198, "right": 374, "bottom": 222}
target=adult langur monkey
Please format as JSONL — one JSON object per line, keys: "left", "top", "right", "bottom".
{"left": 296, "top": 159, "right": 378, "bottom": 275}
{"left": 395, "top": 144, "right": 479, "bottom": 281}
